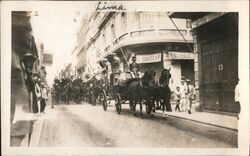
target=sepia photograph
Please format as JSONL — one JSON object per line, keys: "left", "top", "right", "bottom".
{"left": 1, "top": 1, "right": 249, "bottom": 155}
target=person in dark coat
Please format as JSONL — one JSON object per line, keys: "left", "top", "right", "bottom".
{"left": 129, "top": 55, "right": 140, "bottom": 78}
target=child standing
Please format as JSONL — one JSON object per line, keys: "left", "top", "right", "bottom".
{"left": 174, "top": 86, "right": 181, "bottom": 112}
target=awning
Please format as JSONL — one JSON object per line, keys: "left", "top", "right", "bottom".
{"left": 168, "top": 12, "right": 211, "bottom": 21}
{"left": 136, "top": 53, "right": 162, "bottom": 64}
{"left": 164, "top": 51, "right": 194, "bottom": 60}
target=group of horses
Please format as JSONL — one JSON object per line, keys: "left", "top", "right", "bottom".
{"left": 53, "top": 68, "right": 172, "bottom": 118}
{"left": 53, "top": 76, "right": 109, "bottom": 105}
{"left": 120, "top": 68, "right": 172, "bottom": 118}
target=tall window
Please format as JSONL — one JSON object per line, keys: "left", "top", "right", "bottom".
{"left": 186, "top": 19, "right": 192, "bottom": 29}
{"left": 121, "top": 12, "right": 127, "bottom": 33}
{"left": 111, "top": 24, "right": 115, "bottom": 41}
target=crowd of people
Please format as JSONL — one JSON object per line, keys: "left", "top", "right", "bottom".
{"left": 174, "top": 77, "right": 195, "bottom": 114}
{"left": 50, "top": 75, "right": 97, "bottom": 106}
{"left": 33, "top": 66, "right": 49, "bottom": 117}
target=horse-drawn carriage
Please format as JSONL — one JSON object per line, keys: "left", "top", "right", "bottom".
{"left": 100, "top": 68, "right": 172, "bottom": 117}
{"left": 100, "top": 72, "right": 135, "bottom": 114}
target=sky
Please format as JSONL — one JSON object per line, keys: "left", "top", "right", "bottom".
{"left": 30, "top": 8, "right": 86, "bottom": 86}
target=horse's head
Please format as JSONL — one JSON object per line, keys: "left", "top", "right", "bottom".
{"left": 160, "top": 67, "right": 171, "bottom": 86}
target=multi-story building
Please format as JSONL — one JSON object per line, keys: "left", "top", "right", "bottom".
{"left": 169, "top": 12, "right": 239, "bottom": 113}
{"left": 73, "top": 12, "right": 194, "bottom": 89}
{"left": 11, "top": 11, "right": 39, "bottom": 146}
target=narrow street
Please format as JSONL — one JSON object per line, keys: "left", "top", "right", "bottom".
{"left": 5, "top": 4, "right": 249, "bottom": 156}
{"left": 35, "top": 101, "right": 237, "bottom": 148}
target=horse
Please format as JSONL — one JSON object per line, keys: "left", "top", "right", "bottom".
{"left": 71, "top": 78, "right": 82, "bottom": 104}
{"left": 54, "top": 83, "right": 60, "bottom": 104}
{"left": 60, "top": 79, "right": 70, "bottom": 104}
{"left": 150, "top": 68, "right": 172, "bottom": 118}
{"left": 80, "top": 82, "right": 87, "bottom": 102}
{"left": 86, "top": 77, "right": 99, "bottom": 105}
{"left": 127, "top": 71, "right": 154, "bottom": 117}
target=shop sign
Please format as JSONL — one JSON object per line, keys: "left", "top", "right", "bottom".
{"left": 164, "top": 51, "right": 194, "bottom": 60}
{"left": 42, "top": 53, "right": 53, "bottom": 65}
{"left": 136, "top": 53, "right": 161, "bottom": 64}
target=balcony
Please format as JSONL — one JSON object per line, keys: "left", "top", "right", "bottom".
{"left": 99, "top": 28, "right": 193, "bottom": 60}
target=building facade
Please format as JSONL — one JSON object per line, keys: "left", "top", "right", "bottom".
{"left": 73, "top": 12, "right": 194, "bottom": 89}
{"left": 169, "top": 12, "right": 239, "bottom": 113}
{"left": 11, "top": 11, "right": 40, "bottom": 146}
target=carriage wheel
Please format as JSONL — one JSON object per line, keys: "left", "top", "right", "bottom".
{"left": 101, "top": 90, "right": 108, "bottom": 111}
{"left": 115, "top": 93, "right": 122, "bottom": 114}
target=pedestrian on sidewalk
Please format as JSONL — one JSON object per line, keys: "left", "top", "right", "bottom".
{"left": 51, "top": 84, "right": 56, "bottom": 109}
{"left": 174, "top": 86, "right": 181, "bottom": 112}
{"left": 180, "top": 78, "right": 187, "bottom": 111}
{"left": 234, "top": 79, "right": 240, "bottom": 120}
{"left": 34, "top": 78, "right": 42, "bottom": 116}
{"left": 40, "top": 82, "right": 48, "bottom": 114}
{"left": 185, "top": 79, "right": 195, "bottom": 114}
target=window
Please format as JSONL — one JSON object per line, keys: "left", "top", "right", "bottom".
{"left": 186, "top": 19, "right": 192, "bottom": 29}
{"left": 121, "top": 12, "right": 127, "bottom": 33}
{"left": 111, "top": 24, "right": 115, "bottom": 41}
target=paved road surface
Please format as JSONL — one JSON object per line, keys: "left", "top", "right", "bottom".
{"left": 36, "top": 101, "right": 237, "bottom": 147}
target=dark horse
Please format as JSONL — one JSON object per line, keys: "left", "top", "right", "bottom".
{"left": 87, "top": 77, "right": 99, "bottom": 105}
{"left": 127, "top": 71, "right": 154, "bottom": 117}
{"left": 151, "top": 68, "right": 172, "bottom": 117}
{"left": 71, "top": 78, "right": 82, "bottom": 104}
{"left": 60, "top": 78, "right": 70, "bottom": 104}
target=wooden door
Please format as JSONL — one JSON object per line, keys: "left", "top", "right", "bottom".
{"left": 201, "top": 34, "right": 238, "bottom": 113}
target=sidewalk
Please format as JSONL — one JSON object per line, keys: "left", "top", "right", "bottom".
{"left": 156, "top": 103, "right": 238, "bottom": 131}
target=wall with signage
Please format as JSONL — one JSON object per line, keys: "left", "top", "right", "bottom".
{"left": 42, "top": 53, "right": 53, "bottom": 65}
{"left": 135, "top": 53, "right": 161, "bottom": 64}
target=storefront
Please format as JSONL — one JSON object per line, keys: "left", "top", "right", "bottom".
{"left": 170, "top": 12, "right": 238, "bottom": 113}
{"left": 163, "top": 51, "right": 194, "bottom": 90}
{"left": 106, "top": 43, "right": 194, "bottom": 91}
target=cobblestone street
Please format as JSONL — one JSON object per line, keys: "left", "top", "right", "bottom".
{"left": 32, "top": 101, "right": 237, "bottom": 147}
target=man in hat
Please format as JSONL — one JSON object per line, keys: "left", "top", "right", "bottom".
{"left": 180, "top": 78, "right": 187, "bottom": 111}
{"left": 129, "top": 54, "right": 140, "bottom": 78}
{"left": 50, "top": 84, "right": 56, "bottom": 109}
{"left": 40, "top": 66, "right": 48, "bottom": 86}
{"left": 185, "top": 79, "right": 195, "bottom": 114}
{"left": 40, "top": 82, "right": 48, "bottom": 114}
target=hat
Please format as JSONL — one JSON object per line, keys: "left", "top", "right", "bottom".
{"left": 186, "top": 79, "right": 190, "bottom": 82}
{"left": 132, "top": 54, "right": 136, "bottom": 58}
{"left": 22, "top": 53, "right": 37, "bottom": 62}
{"left": 41, "top": 82, "right": 45, "bottom": 85}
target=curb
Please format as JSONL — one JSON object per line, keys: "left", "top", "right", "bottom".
{"left": 155, "top": 111, "right": 238, "bottom": 132}
{"left": 29, "top": 118, "right": 45, "bottom": 146}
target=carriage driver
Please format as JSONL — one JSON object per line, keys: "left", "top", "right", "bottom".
{"left": 129, "top": 54, "right": 140, "bottom": 78}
